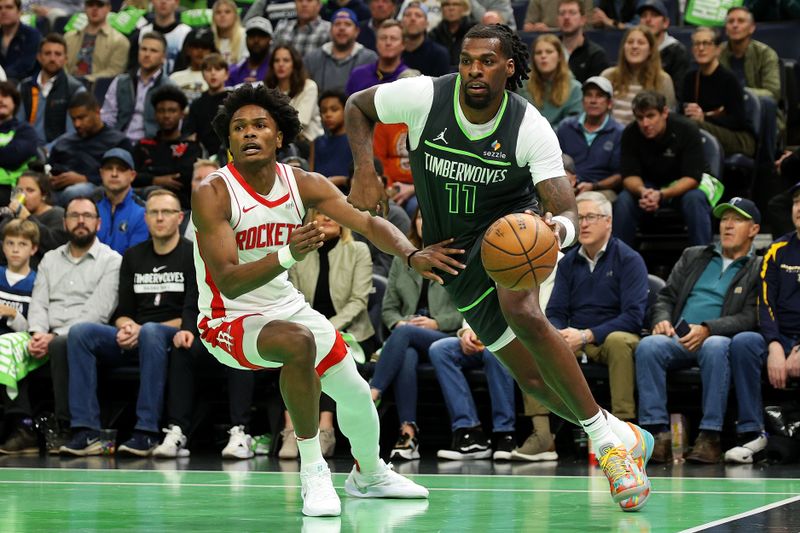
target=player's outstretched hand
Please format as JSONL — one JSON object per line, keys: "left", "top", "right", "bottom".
{"left": 410, "top": 238, "right": 466, "bottom": 285}
{"left": 348, "top": 167, "right": 388, "bottom": 217}
{"left": 288, "top": 221, "right": 326, "bottom": 262}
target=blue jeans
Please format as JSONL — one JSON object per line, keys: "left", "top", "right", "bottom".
{"left": 51, "top": 182, "right": 98, "bottom": 207}
{"left": 613, "top": 188, "right": 712, "bottom": 246}
{"left": 636, "top": 333, "right": 732, "bottom": 431}
{"left": 67, "top": 322, "right": 176, "bottom": 433}
{"left": 429, "top": 337, "right": 515, "bottom": 433}
{"left": 729, "top": 332, "right": 768, "bottom": 433}
{"left": 370, "top": 324, "right": 449, "bottom": 424}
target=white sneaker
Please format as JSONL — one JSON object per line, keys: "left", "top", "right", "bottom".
{"left": 724, "top": 433, "right": 768, "bottom": 464}
{"left": 300, "top": 461, "right": 341, "bottom": 517}
{"left": 153, "top": 425, "right": 190, "bottom": 458}
{"left": 344, "top": 460, "right": 429, "bottom": 499}
{"left": 221, "top": 425, "right": 254, "bottom": 459}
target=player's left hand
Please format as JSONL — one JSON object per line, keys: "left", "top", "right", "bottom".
{"left": 678, "top": 324, "right": 709, "bottom": 352}
{"left": 410, "top": 238, "right": 466, "bottom": 285}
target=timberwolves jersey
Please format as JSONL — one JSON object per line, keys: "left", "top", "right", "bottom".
{"left": 408, "top": 74, "right": 540, "bottom": 276}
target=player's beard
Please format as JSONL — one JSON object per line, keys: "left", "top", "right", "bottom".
{"left": 463, "top": 92, "right": 492, "bottom": 110}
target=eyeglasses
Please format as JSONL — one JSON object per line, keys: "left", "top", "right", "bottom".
{"left": 65, "top": 212, "right": 98, "bottom": 220}
{"left": 692, "top": 40, "right": 716, "bottom": 48}
{"left": 578, "top": 213, "right": 609, "bottom": 224}
{"left": 145, "top": 209, "right": 182, "bottom": 218}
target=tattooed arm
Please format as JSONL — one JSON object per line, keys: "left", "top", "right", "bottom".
{"left": 345, "top": 86, "right": 388, "bottom": 216}
{"left": 536, "top": 176, "right": 579, "bottom": 246}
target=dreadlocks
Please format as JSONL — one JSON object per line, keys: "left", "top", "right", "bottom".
{"left": 463, "top": 24, "right": 531, "bottom": 91}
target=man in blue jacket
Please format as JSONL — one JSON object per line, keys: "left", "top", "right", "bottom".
{"left": 636, "top": 197, "right": 764, "bottom": 464}
{"left": 556, "top": 77, "right": 624, "bottom": 199}
{"left": 762, "top": 182, "right": 800, "bottom": 389}
{"left": 546, "top": 191, "right": 648, "bottom": 423}
{"left": 95, "top": 148, "right": 148, "bottom": 255}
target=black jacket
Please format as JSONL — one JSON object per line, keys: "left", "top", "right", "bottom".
{"left": 652, "top": 245, "right": 761, "bottom": 336}
{"left": 19, "top": 70, "right": 85, "bottom": 143}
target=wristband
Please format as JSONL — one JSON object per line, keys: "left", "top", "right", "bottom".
{"left": 277, "top": 245, "right": 297, "bottom": 269}
{"left": 406, "top": 249, "right": 420, "bottom": 268}
{"left": 552, "top": 215, "right": 576, "bottom": 248}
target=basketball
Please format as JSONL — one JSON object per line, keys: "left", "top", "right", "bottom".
{"left": 481, "top": 213, "right": 558, "bottom": 290}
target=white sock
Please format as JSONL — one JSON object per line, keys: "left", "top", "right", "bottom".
{"left": 603, "top": 409, "right": 637, "bottom": 451}
{"left": 297, "top": 431, "right": 324, "bottom": 469}
{"left": 321, "top": 355, "right": 381, "bottom": 474}
{"left": 579, "top": 409, "right": 622, "bottom": 456}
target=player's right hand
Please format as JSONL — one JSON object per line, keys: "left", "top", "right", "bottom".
{"left": 410, "top": 238, "right": 466, "bottom": 285}
{"left": 348, "top": 167, "right": 388, "bottom": 217}
{"left": 288, "top": 221, "right": 326, "bottom": 262}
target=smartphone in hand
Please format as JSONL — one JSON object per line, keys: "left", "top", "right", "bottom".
{"left": 674, "top": 318, "right": 691, "bottom": 338}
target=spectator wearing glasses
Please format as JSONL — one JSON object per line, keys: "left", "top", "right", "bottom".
{"left": 62, "top": 189, "right": 193, "bottom": 457}
{"left": 682, "top": 26, "right": 754, "bottom": 158}
{"left": 546, "top": 192, "right": 648, "bottom": 423}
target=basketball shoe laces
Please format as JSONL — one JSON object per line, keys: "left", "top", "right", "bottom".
{"left": 599, "top": 446, "right": 631, "bottom": 485}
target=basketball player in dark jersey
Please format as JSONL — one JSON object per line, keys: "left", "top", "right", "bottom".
{"left": 345, "top": 24, "right": 653, "bottom": 511}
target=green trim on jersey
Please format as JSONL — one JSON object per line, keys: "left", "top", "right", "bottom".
{"left": 453, "top": 74, "right": 509, "bottom": 141}
{"left": 457, "top": 286, "right": 496, "bottom": 313}
{"left": 423, "top": 140, "right": 512, "bottom": 167}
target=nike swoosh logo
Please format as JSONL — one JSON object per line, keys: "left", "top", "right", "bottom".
{"left": 153, "top": 265, "right": 167, "bottom": 273}
{"left": 243, "top": 205, "right": 258, "bottom": 213}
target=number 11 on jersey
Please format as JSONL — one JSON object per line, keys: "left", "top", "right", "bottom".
{"left": 445, "top": 183, "right": 477, "bottom": 214}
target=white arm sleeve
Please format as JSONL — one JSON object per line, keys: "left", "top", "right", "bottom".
{"left": 516, "top": 105, "right": 566, "bottom": 185}
{"left": 374, "top": 76, "right": 435, "bottom": 151}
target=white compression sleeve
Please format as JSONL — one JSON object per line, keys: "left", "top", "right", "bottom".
{"left": 320, "top": 355, "right": 381, "bottom": 473}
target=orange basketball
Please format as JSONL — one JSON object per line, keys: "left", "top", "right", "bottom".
{"left": 481, "top": 213, "right": 558, "bottom": 290}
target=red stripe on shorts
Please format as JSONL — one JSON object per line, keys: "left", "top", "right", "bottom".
{"left": 315, "top": 330, "right": 348, "bottom": 377}
{"left": 198, "top": 314, "right": 264, "bottom": 370}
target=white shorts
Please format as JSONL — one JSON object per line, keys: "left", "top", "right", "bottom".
{"left": 197, "top": 304, "right": 349, "bottom": 376}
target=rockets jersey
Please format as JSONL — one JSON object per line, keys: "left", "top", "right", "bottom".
{"left": 193, "top": 162, "right": 307, "bottom": 324}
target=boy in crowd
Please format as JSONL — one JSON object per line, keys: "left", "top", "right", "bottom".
{"left": 183, "top": 53, "right": 229, "bottom": 161}
{"left": 311, "top": 90, "right": 352, "bottom": 189}
{"left": 0, "top": 220, "right": 42, "bottom": 454}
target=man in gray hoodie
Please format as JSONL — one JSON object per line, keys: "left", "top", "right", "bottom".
{"left": 304, "top": 8, "right": 377, "bottom": 93}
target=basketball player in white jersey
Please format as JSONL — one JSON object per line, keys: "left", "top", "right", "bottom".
{"left": 191, "top": 84, "right": 464, "bottom": 517}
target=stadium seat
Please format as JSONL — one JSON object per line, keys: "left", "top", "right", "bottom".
{"left": 645, "top": 274, "right": 666, "bottom": 329}
{"left": 369, "top": 274, "right": 388, "bottom": 344}
{"left": 723, "top": 88, "right": 761, "bottom": 199}
{"left": 699, "top": 128, "right": 724, "bottom": 180}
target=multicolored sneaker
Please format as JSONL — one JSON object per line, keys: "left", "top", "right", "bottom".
{"left": 618, "top": 423, "right": 654, "bottom": 512}
{"left": 598, "top": 444, "right": 647, "bottom": 503}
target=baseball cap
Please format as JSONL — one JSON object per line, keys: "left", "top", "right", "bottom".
{"left": 101, "top": 148, "right": 134, "bottom": 170}
{"left": 582, "top": 76, "right": 613, "bottom": 98}
{"left": 185, "top": 27, "right": 216, "bottom": 49}
{"left": 401, "top": 1, "right": 429, "bottom": 17}
{"left": 245, "top": 16, "right": 274, "bottom": 36}
{"left": 712, "top": 197, "right": 761, "bottom": 224}
{"left": 790, "top": 181, "right": 800, "bottom": 197}
{"left": 636, "top": 0, "right": 669, "bottom": 18}
{"left": 332, "top": 8, "right": 358, "bottom": 25}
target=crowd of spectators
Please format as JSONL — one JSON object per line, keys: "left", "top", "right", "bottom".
{"left": 0, "top": 0, "right": 797, "bottom": 466}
